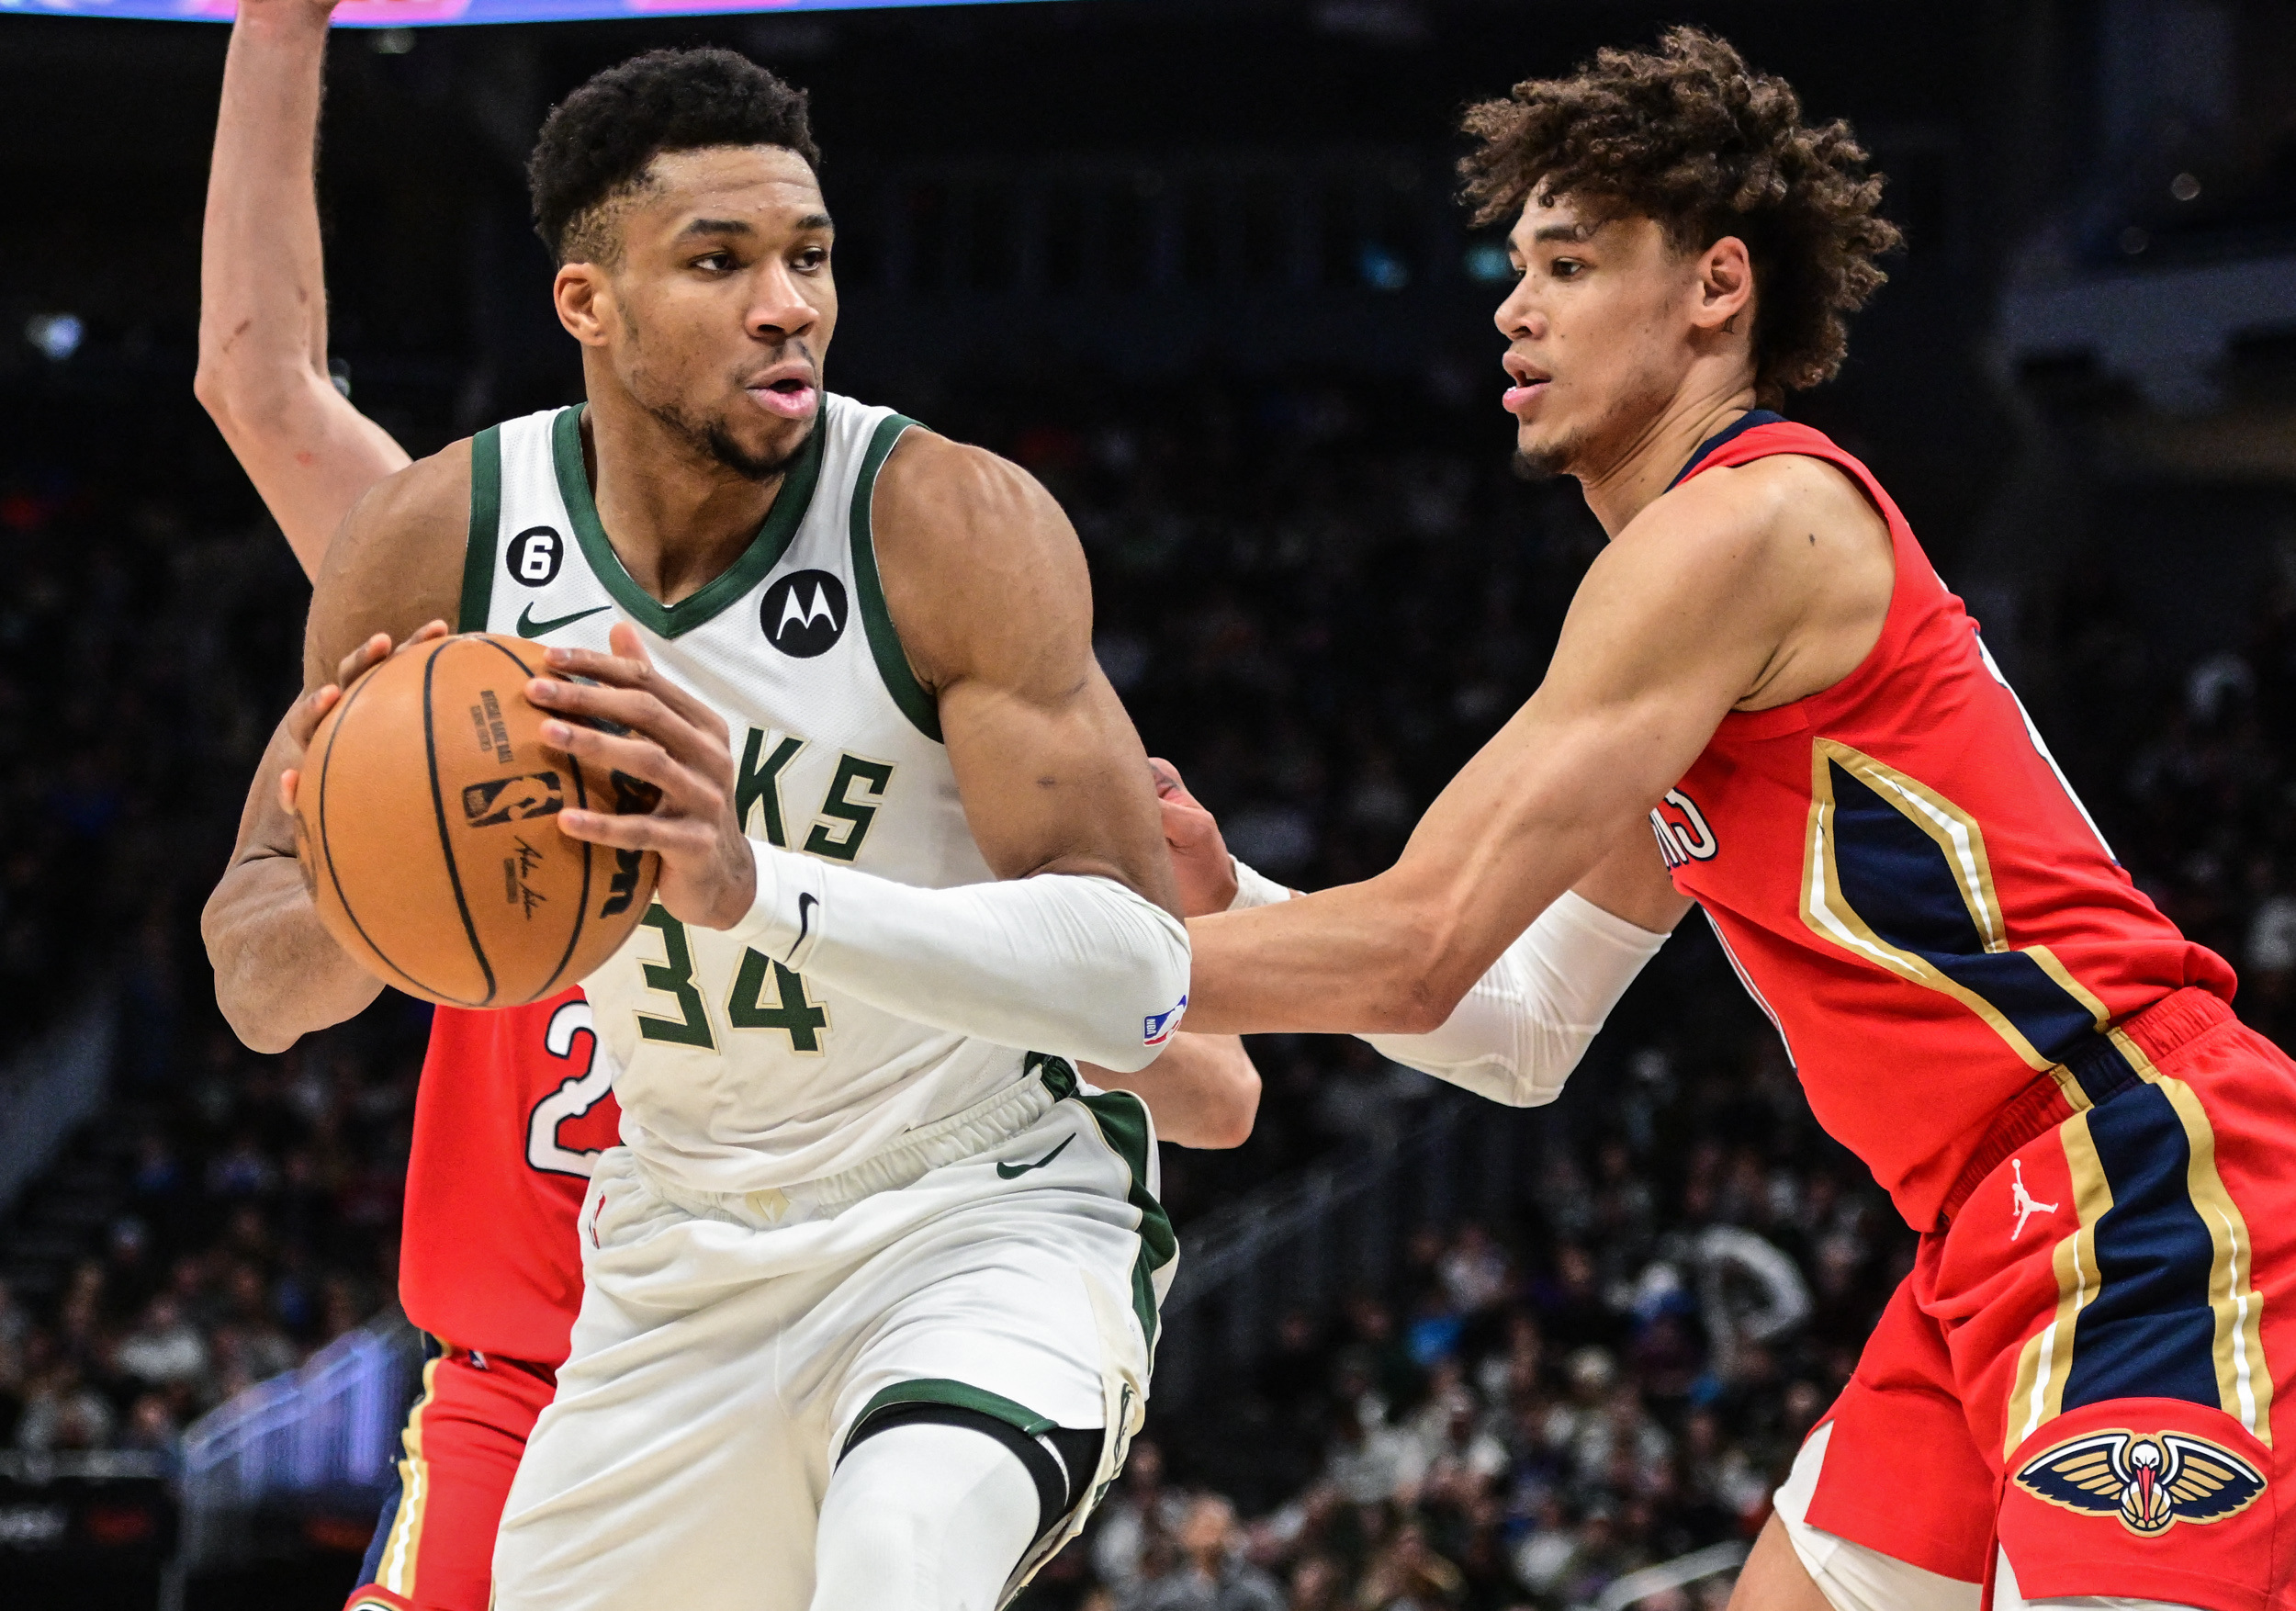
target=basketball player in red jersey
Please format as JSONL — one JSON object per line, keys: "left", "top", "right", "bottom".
{"left": 1178, "top": 30, "right": 2294, "bottom": 1611}
{"left": 193, "top": 9, "right": 1259, "bottom": 1609}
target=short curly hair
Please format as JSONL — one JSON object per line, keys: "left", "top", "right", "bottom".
{"left": 1460, "top": 28, "right": 1900, "bottom": 403}
{"left": 527, "top": 47, "right": 822, "bottom": 266}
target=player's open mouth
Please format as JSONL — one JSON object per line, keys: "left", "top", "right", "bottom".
{"left": 748, "top": 377, "right": 819, "bottom": 421}
{"left": 1501, "top": 356, "right": 1550, "bottom": 414}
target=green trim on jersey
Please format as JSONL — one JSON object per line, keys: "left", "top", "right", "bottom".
{"left": 849, "top": 414, "right": 941, "bottom": 742}
{"left": 459, "top": 425, "right": 503, "bottom": 633}
{"left": 1075, "top": 1087, "right": 1176, "bottom": 1351}
{"left": 548, "top": 405, "right": 827, "bottom": 640}
{"left": 840, "top": 1378, "right": 1055, "bottom": 1457}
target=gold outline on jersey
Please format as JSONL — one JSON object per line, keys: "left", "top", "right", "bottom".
{"left": 2006, "top": 1116, "right": 2114, "bottom": 1457}
{"left": 1801, "top": 738, "right": 2110, "bottom": 1103}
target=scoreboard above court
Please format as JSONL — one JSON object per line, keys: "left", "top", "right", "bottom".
{"left": 4, "top": 0, "right": 1048, "bottom": 22}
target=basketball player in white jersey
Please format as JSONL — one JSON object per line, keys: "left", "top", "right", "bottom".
{"left": 204, "top": 46, "right": 1204, "bottom": 1611}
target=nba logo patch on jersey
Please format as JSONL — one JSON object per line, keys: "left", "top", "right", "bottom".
{"left": 1143, "top": 996, "right": 1187, "bottom": 1047}
{"left": 2014, "top": 1429, "right": 2266, "bottom": 1535}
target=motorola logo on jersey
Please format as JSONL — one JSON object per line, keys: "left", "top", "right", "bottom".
{"left": 508, "top": 525, "right": 566, "bottom": 588}
{"left": 761, "top": 569, "right": 849, "bottom": 658}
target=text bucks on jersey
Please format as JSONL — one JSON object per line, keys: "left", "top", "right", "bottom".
{"left": 460, "top": 395, "right": 1025, "bottom": 1193}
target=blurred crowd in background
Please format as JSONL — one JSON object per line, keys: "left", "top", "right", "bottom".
{"left": 1, "top": 366, "right": 2293, "bottom": 1611}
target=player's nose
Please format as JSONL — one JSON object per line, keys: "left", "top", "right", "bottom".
{"left": 1492, "top": 282, "right": 1541, "bottom": 340}
{"left": 746, "top": 266, "right": 819, "bottom": 342}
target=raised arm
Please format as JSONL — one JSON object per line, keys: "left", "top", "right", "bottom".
{"left": 200, "top": 448, "right": 469, "bottom": 1052}
{"left": 1183, "top": 455, "right": 1876, "bottom": 1036}
{"left": 195, "top": 0, "right": 410, "bottom": 577}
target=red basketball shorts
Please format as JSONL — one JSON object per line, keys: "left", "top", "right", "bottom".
{"left": 1801, "top": 987, "right": 2296, "bottom": 1611}
{"left": 344, "top": 1340, "right": 558, "bottom": 1611}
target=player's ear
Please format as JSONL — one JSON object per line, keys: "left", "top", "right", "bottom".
{"left": 553, "top": 262, "right": 614, "bottom": 348}
{"left": 1691, "top": 235, "right": 1755, "bottom": 334}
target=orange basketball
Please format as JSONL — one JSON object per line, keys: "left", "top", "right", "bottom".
{"left": 293, "top": 633, "right": 659, "bottom": 1008}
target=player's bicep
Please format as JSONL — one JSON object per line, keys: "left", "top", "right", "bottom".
{"left": 879, "top": 435, "right": 1179, "bottom": 913}
{"left": 937, "top": 661, "right": 1180, "bottom": 914}
{"left": 1573, "top": 813, "right": 1693, "bottom": 933}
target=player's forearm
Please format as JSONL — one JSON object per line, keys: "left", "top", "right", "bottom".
{"left": 1360, "top": 891, "right": 1670, "bottom": 1106}
{"left": 198, "top": 6, "right": 332, "bottom": 400}
{"left": 202, "top": 854, "right": 382, "bottom": 1053}
{"left": 722, "top": 843, "right": 1192, "bottom": 1074}
{"left": 197, "top": 4, "right": 408, "bottom": 577}
{"left": 1087, "top": 1033, "right": 1259, "bottom": 1149}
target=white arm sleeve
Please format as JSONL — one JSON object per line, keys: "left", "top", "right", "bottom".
{"left": 1359, "top": 890, "right": 1667, "bottom": 1105}
{"left": 723, "top": 840, "right": 1191, "bottom": 1074}
{"left": 1221, "top": 858, "right": 1667, "bottom": 1106}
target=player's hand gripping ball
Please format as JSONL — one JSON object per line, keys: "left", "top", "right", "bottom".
{"left": 292, "top": 633, "right": 661, "bottom": 1007}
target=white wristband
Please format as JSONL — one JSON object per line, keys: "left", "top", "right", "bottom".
{"left": 1226, "top": 857, "right": 1294, "bottom": 911}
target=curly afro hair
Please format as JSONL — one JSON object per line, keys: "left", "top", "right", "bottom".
{"left": 528, "top": 47, "right": 822, "bottom": 266}
{"left": 1460, "top": 28, "right": 1901, "bottom": 404}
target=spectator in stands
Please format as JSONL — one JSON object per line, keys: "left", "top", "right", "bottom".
{"left": 1127, "top": 1494, "right": 1284, "bottom": 1611}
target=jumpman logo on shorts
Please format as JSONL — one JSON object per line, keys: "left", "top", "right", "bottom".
{"left": 2010, "top": 1159, "right": 2059, "bottom": 1240}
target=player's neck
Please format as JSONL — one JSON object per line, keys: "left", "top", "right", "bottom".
{"left": 1574, "top": 376, "right": 1761, "bottom": 538}
{"left": 579, "top": 387, "right": 790, "bottom": 609}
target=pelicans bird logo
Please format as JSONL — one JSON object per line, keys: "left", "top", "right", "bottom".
{"left": 2014, "top": 1429, "right": 2265, "bottom": 1535}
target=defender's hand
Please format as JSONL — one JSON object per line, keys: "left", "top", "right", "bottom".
{"left": 532, "top": 624, "right": 757, "bottom": 930}
{"left": 1150, "top": 758, "right": 1239, "bottom": 918}
{"left": 277, "top": 621, "right": 449, "bottom": 813}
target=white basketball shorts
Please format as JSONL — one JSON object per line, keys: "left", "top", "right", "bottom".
{"left": 491, "top": 1058, "right": 1169, "bottom": 1611}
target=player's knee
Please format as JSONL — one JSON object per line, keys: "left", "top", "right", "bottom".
{"left": 813, "top": 1421, "right": 1044, "bottom": 1611}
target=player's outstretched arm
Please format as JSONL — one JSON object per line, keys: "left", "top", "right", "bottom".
{"left": 535, "top": 432, "right": 1190, "bottom": 1073}
{"left": 202, "top": 449, "right": 470, "bottom": 1052}
{"left": 1088, "top": 1034, "right": 1260, "bottom": 1149}
{"left": 1159, "top": 759, "right": 1673, "bottom": 1107}
{"left": 195, "top": 0, "right": 411, "bottom": 579}
{"left": 1182, "top": 465, "right": 1837, "bottom": 1037}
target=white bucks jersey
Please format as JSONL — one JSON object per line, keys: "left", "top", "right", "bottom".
{"left": 462, "top": 395, "right": 1025, "bottom": 1191}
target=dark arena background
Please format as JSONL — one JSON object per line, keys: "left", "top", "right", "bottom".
{"left": 3, "top": 1, "right": 2294, "bottom": 1607}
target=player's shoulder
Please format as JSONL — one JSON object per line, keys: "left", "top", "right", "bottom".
{"left": 306, "top": 437, "right": 477, "bottom": 672}
{"left": 327, "top": 434, "right": 473, "bottom": 567}
{"left": 1623, "top": 448, "right": 1882, "bottom": 580}
{"left": 1670, "top": 447, "right": 1878, "bottom": 540}
{"left": 873, "top": 427, "right": 1067, "bottom": 549}
{"left": 867, "top": 428, "right": 1090, "bottom": 685}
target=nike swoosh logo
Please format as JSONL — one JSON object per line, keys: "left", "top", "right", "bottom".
{"left": 516, "top": 603, "right": 610, "bottom": 638}
{"left": 787, "top": 892, "right": 817, "bottom": 963}
{"left": 996, "top": 1134, "right": 1075, "bottom": 1179}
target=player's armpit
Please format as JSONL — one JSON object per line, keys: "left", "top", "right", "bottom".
{"left": 1087, "top": 1033, "right": 1260, "bottom": 1150}
{"left": 203, "top": 445, "right": 471, "bottom": 1053}
{"left": 1183, "top": 473, "right": 1811, "bottom": 1038}
{"left": 870, "top": 432, "right": 1183, "bottom": 919}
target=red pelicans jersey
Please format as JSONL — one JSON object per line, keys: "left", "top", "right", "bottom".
{"left": 1651, "top": 415, "right": 2234, "bottom": 1232}
{"left": 399, "top": 992, "right": 620, "bottom": 1364}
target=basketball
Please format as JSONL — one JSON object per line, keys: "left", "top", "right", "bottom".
{"left": 293, "top": 633, "right": 659, "bottom": 1008}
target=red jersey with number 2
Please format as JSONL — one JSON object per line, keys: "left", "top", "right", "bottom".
{"left": 398, "top": 990, "right": 620, "bottom": 1365}
{"left": 1650, "top": 418, "right": 2234, "bottom": 1232}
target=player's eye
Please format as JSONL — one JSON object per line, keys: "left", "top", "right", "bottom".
{"left": 793, "top": 246, "right": 830, "bottom": 273}
{"left": 693, "top": 251, "right": 737, "bottom": 273}
{"left": 1550, "top": 257, "right": 1585, "bottom": 279}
